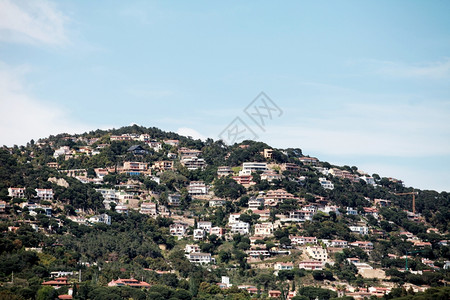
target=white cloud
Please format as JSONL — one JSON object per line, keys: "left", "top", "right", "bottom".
{"left": 0, "top": 0, "right": 68, "bottom": 45}
{"left": 359, "top": 58, "right": 450, "bottom": 79}
{"left": 177, "top": 127, "right": 206, "bottom": 141}
{"left": 0, "top": 62, "right": 91, "bottom": 146}
{"left": 127, "top": 87, "right": 174, "bottom": 99}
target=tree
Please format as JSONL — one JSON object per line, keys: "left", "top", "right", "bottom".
{"left": 36, "top": 286, "right": 56, "bottom": 300}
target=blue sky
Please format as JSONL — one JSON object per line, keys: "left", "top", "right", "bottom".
{"left": 0, "top": 0, "right": 449, "bottom": 192}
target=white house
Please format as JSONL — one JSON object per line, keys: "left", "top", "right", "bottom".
{"left": 239, "top": 162, "right": 268, "bottom": 176}
{"left": 254, "top": 223, "right": 274, "bottom": 236}
{"left": 319, "top": 178, "right": 334, "bottom": 190}
{"left": 209, "top": 199, "right": 226, "bottom": 207}
{"left": 274, "top": 262, "right": 294, "bottom": 271}
{"left": 228, "top": 213, "right": 241, "bottom": 224}
{"left": 187, "top": 252, "right": 212, "bottom": 265}
{"left": 185, "top": 244, "right": 201, "bottom": 253}
{"left": 299, "top": 261, "right": 325, "bottom": 270}
{"left": 35, "top": 189, "right": 54, "bottom": 200}
{"left": 115, "top": 204, "right": 128, "bottom": 215}
{"left": 193, "top": 229, "right": 205, "bottom": 240}
{"left": 248, "top": 197, "right": 265, "bottom": 210}
{"left": 349, "top": 226, "right": 369, "bottom": 235}
{"left": 289, "top": 236, "right": 317, "bottom": 246}
{"left": 8, "top": 187, "right": 25, "bottom": 198}
{"left": 170, "top": 223, "right": 188, "bottom": 237}
{"left": 168, "top": 193, "right": 181, "bottom": 206}
{"left": 198, "top": 221, "right": 212, "bottom": 232}
{"left": 306, "top": 246, "right": 328, "bottom": 262}
{"left": 140, "top": 202, "right": 157, "bottom": 216}
{"left": 188, "top": 181, "right": 209, "bottom": 196}
{"left": 89, "top": 213, "right": 111, "bottom": 225}
{"left": 230, "top": 222, "right": 250, "bottom": 235}
{"left": 346, "top": 207, "right": 358, "bottom": 215}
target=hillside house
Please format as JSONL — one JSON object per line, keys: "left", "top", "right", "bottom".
{"left": 232, "top": 175, "right": 256, "bottom": 187}
{"left": 188, "top": 181, "right": 209, "bottom": 196}
{"left": 185, "top": 244, "right": 201, "bottom": 253}
{"left": 181, "top": 156, "right": 206, "bottom": 170}
{"left": 254, "top": 223, "right": 274, "bottom": 236}
{"left": 217, "top": 166, "right": 232, "bottom": 177}
{"left": 274, "top": 262, "right": 294, "bottom": 270}
{"left": 280, "top": 163, "right": 300, "bottom": 172}
{"left": 230, "top": 222, "right": 250, "bottom": 235}
{"left": 35, "top": 189, "right": 54, "bottom": 200}
{"left": 349, "top": 226, "right": 369, "bottom": 235}
{"left": 290, "top": 236, "right": 317, "bottom": 246}
{"left": 253, "top": 209, "right": 270, "bottom": 221}
{"left": 108, "top": 278, "right": 151, "bottom": 288}
{"left": 198, "top": 221, "right": 212, "bottom": 232}
{"left": 239, "top": 162, "right": 268, "bottom": 176}
{"left": 153, "top": 161, "right": 174, "bottom": 171}
{"left": 140, "top": 202, "right": 157, "bottom": 216}
{"left": 168, "top": 193, "right": 181, "bottom": 206}
{"left": 193, "top": 229, "right": 205, "bottom": 240}
{"left": 248, "top": 197, "right": 265, "bottom": 210}
{"left": 187, "top": 252, "right": 212, "bottom": 265}
{"left": 8, "top": 187, "right": 25, "bottom": 198}
{"left": 298, "top": 261, "right": 325, "bottom": 270}
{"left": 306, "top": 246, "right": 328, "bottom": 262}
{"left": 127, "top": 145, "right": 148, "bottom": 155}
{"left": 170, "top": 223, "right": 188, "bottom": 237}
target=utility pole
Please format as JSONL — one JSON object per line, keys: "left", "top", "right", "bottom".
{"left": 395, "top": 190, "right": 418, "bottom": 215}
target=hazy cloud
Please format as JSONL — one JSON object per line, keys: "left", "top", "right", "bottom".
{"left": 0, "top": 62, "right": 91, "bottom": 146}
{"left": 0, "top": 0, "right": 68, "bottom": 45}
{"left": 177, "top": 127, "right": 206, "bottom": 141}
{"left": 361, "top": 58, "right": 450, "bottom": 79}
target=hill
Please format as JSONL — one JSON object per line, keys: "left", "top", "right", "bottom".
{"left": 0, "top": 125, "right": 449, "bottom": 300}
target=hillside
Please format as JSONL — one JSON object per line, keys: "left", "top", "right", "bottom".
{"left": 1, "top": 125, "right": 449, "bottom": 300}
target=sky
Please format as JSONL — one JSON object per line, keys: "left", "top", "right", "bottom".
{"left": 0, "top": 0, "right": 449, "bottom": 192}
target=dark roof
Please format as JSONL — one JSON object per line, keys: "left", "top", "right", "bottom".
{"left": 128, "top": 145, "right": 146, "bottom": 151}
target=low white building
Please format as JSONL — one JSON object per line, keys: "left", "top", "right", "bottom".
{"left": 170, "top": 223, "right": 188, "bottom": 237}
{"left": 306, "top": 246, "right": 328, "bottom": 262}
{"left": 209, "top": 199, "right": 226, "bottom": 207}
{"left": 230, "top": 222, "right": 250, "bottom": 235}
{"left": 193, "top": 229, "right": 205, "bottom": 240}
{"left": 254, "top": 223, "right": 274, "bottom": 236}
{"left": 248, "top": 197, "right": 265, "bottom": 210}
{"left": 290, "top": 236, "right": 317, "bottom": 246}
{"left": 35, "top": 189, "right": 54, "bottom": 200}
{"left": 185, "top": 244, "right": 201, "bottom": 253}
{"left": 198, "top": 221, "right": 212, "bottom": 232}
{"left": 299, "top": 261, "right": 325, "bottom": 270}
{"left": 140, "top": 202, "right": 157, "bottom": 216}
{"left": 188, "top": 181, "right": 209, "bottom": 196}
{"left": 239, "top": 162, "right": 268, "bottom": 176}
{"left": 89, "top": 213, "right": 111, "bottom": 225}
{"left": 8, "top": 187, "right": 25, "bottom": 198}
{"left": 115, "top": 204, "right": 128, "bottom": 215}
{"left": 349, "top": 226, "right": 369, "bottom": 235}
{"left": 228, "top": 213, "right": 241, "bottom": 224}
{"left": 274, "top": 262, "right": 294, "bottom": 271}
{"left": 187, "top": 252, "right": 212, "bottom": 265}
{"left": 319, "top": 178, "right": 334, "bottom": 190}
{"left": 168, "top": 193, "right": 181, "bottom": 206}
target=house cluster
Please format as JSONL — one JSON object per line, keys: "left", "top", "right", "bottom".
{"left": 8, "top": 187, "right": 54, "bottom": 200}
{"left": 68, "top": 213, "right": 112, "bottom": 226}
